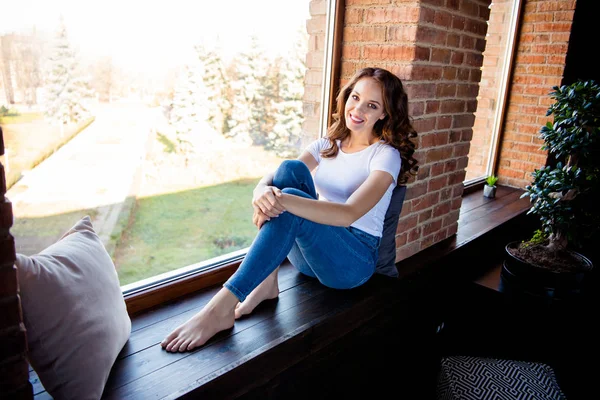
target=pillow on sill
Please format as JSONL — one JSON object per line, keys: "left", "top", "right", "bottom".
{"left": 375, "top": 185, "right": 407, "bottom": 278}
{"left": 16, "top": 215, "right": 131, "bottom": 400}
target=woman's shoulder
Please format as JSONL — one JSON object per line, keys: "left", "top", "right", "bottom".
{"left": 375, "top": 141, "right": 400, "bottom": 156}
{"left": 308, "top": 137, "right": 333, "bottom": 150}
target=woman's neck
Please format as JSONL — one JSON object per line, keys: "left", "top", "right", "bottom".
{"left": 341, "top": 132, "right": 378, "bottom": 152}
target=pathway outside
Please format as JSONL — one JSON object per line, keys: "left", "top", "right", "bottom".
{"left": 8, "top": 100, "right": 156, "bottom": 255}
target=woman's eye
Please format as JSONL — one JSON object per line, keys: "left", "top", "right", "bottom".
{"left": 369, "top": 104, "right": 377, "bottom": 109}
{"left": 352, "top": 95, "right": 359, "bottom": 100}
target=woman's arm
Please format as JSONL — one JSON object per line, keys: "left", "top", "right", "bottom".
{"left": 252, "top": 151, "right": 318, "bottom": 218}
{"left": 277, "top": 170, "right": 394, "bottom": 227}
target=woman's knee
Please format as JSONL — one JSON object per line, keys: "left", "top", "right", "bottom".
{"left": 273, "top": 160, "right": 311, "bottom": 189}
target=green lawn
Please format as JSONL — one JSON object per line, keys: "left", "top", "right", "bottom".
{"left": 12, "top": 208, "right": 100, "bottom": 256}
{"left": 114, "top": 178, "right": 261, "bottom": 285}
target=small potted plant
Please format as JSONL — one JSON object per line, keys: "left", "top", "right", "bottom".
{"left": 503, "top": 79, "right": 599, "bottom": 297}
{"left": 483, "top": 175, "right": 498, "bottom": 198}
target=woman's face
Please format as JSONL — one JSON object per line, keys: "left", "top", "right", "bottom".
{"left": 344, "top": 77, "right": 386, "bottom": 137}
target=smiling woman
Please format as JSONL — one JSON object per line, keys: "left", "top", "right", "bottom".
{"left": 4, "top": 0, "right": 333, "bottom": 289}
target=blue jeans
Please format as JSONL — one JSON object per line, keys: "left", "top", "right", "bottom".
{"left": 224, "top": 159, "right": 380, "bottom": 302}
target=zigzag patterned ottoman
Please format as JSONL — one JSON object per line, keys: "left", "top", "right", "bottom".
{"left": 436, "top": 356, "right": 566, "bottom": 400}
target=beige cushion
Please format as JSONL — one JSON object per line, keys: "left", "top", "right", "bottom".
{"left": 16, "top": 216, "right": 131, "bottom": 400}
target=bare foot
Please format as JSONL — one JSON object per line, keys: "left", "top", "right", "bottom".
{"left": 161, "top": 288, "right": 238, "bottom": 352}
{"left": 235, "top": 268, "right": 279, "bottom": 319}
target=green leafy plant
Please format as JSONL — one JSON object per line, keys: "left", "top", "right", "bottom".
{"left": 522, "top": 79, "right": 600, "bottom": 253}
{"left": 485, "top": 175, "right": 498, "bottom": 187}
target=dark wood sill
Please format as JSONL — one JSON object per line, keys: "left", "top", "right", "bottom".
{"left": 30, "top": 185, "right": 534, "bottom": 399}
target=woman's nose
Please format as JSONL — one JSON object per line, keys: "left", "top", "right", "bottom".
{"left": 356, "top": 102, "right": 367, "bottom": 113}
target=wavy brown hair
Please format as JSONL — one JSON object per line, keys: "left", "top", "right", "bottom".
{"left": 322, "top": 67, "right": 418, "bottom": 185}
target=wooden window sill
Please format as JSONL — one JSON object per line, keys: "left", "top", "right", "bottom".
{"left": 31, "top": 185, "right": 533, "bottom": 399}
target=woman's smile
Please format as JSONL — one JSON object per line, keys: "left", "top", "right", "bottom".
{"left": 349, "top": 113, "right": 364, "bottom": 124}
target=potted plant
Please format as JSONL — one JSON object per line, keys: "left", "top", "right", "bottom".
{"left": 483, "top": 175, "right": 498, "bottom": 198}
{"left": 503, "top": 80, "right": 599, "bottom": 298}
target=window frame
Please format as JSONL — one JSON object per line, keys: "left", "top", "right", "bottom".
{"left": 123, "top": 0, "right": 345, "bottom": 315}
{"left": 463, "top": 0, "right": 524, "bottom": 191}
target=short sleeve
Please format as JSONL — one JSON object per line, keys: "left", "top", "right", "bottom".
{"left": 306, "top": 137, "right": 330, "bottom": 164}
{"left": 370, "top": 144, "right": 401, "bottom": 184}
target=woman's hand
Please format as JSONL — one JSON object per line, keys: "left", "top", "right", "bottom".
{"left": 252, "top": 185, "right": 285, "bottom": 218}
{"left": 252, "top": 209, "right": 270, "bottom": 229}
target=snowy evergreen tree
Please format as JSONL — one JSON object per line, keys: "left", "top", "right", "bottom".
{"left": 267, "top": 28, "right": 307, "bottom": 158}
{"left": 195, "top": 43, "right": 232, "bottom": 136}
{"left": 43, "top": 17, "right": 93, "bottom": 135}
{"left": 227, "top": 36, "right": 268, "bottom": 145}
{"left": 168, "top": 62, "right": 206, "bottom": 165}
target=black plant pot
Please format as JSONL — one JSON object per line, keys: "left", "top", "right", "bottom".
{"left": 502, "top": 241, "right": 594, "bottom": 300}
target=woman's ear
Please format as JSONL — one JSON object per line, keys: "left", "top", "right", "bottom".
{"left": 379, "top": 113, "right": 387, "bottom": 120}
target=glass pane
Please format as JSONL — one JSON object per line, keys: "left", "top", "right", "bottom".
{"left": 2, "top": 0, "right": 329, "bottom": 286}
{"left": 465, "top": 0, "right": 519, "bottom": 182}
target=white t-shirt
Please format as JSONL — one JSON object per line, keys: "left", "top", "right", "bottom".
{"left": 306, "top": 137, "right": 401, "bottom": 237}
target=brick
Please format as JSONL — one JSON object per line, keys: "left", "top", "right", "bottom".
{"left": 342, "top": 45, "right": 360, "bottom": 60}
{"left": 419, "top": 7, "right": 435, "bottom": 24}
{"left": 345, "top": 8, "right": 363, "bottom": 24}
{"left": 363, "top": 45, "right": 415, "bottom": 60}
{"left": 412, "top": 117, "right": 436, "bottom": 133}
{"left": 425, "top": 100, "right": 440, "bottom": 114}
{"left": 427, "top": 175, "right": 447, "bottom": 192}
{"left": 452, "top": 114, "right": 475, "bottom": 129}
{"left": 397, "top": 214, "right": 418, "bottom": 234}
{"left": 412, "top": 191, "right": 441, "bottom": 212}
{"left": 418, "top": 209, "right": 432, "bottom": 223}
{"left": 431, "top": 48, "right": 452, "bottom": 64}
{"left": 387, "top": 25, "right": 418, "bottom": 42}
{"left": 444, "top": 159, "right": 458, "bottom": 173}
{"left": 410, "top": 101, "right": 425, "bottom": 116}
{"left": 433, "top": 10, "right": 453, "bottom": 28}
{"left": 452, "top": 15, "right": 466, "bottom": 30}
{"left": 407, "top": 226, "right": 422, "bottom": 242}
{"left": 346, "top": 0, "right": 391, "bottom": 5}
{"left": 437, "top": 116, "right": 452, "bottom": 130}
{"left": 416, "top": 27, "right": 447, "bottom": 46}
{"left": 411, "top": 65, "right": 443, "bottom": 81}
{"left": 343, "top": 26, "right": 386, "bottom": 42}
{"left": 394, "top": 233, "right": 408, "bottom": 248}
{"left": 309, "top": 0, "right": 328, "bottom": 16}
{"left": 306, "top": 15, "right": 327, "bottom": 34}
{"left": 537, "top": 1, "right": 576, "bottom": 13}
{"left": 421, "top": 131, "right": 449, "bottom": 148}
{"left": 405, "top": 82, "right": 436, "bottom": 99}
{"left": 447, "top": 34, "right": 461, "bottom": 48}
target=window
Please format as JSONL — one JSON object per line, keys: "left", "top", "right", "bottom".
{"left": 2, "top": 0, "right": 335, "bottom": 291}
{"left": 465, "top": 0, "right": 523, "bottom": 185}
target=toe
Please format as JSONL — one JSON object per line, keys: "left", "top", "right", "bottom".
{"left": 178, "top": 339, "right": 192, "bottom": 352}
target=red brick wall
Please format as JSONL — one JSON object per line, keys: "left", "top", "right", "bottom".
{"left": 497, "top": 0, "right": 576, "bottom": 188}
{"left": 340, "top": 0, "right": 491, "bottom": 261}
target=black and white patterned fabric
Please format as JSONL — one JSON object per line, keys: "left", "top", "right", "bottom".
{"left": 436, "top": 356, "right": 566, "bottom": 400}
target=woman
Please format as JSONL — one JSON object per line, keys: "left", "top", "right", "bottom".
{"left": 161, "top": 67, "right": 418, "bottom": 352}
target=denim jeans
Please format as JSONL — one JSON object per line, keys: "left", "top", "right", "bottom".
{"left": 224, "top": 159, "right": 380, "bottom": 302}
